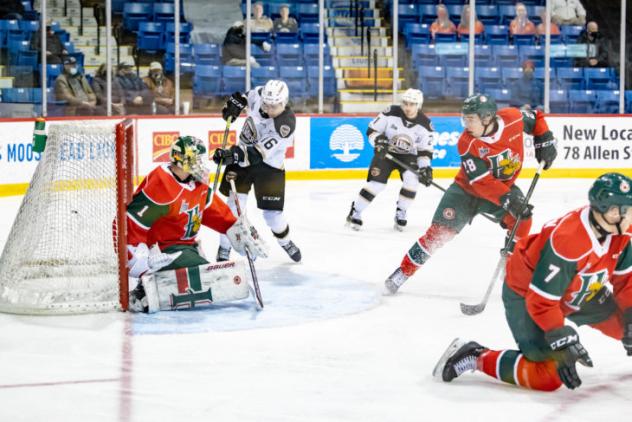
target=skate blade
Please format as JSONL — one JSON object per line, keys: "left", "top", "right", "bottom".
{"left": 394, "top": 223, "right": 404, "bottom": 232}
{"left": 432, "top": 338, "right": 466, "bottom": 379}
{"left": 346, "top": 221, "right": 361, "bottom": 231}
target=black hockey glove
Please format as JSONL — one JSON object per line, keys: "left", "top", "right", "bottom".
{"left": 222, "top": 92, "right": 248, "bottom": 122}
{"left": 500, "top": 190, "right": 533, "bottom": 220}
{"left": 373, "top": 134, "right": 389, "bottom": 156}
{"left": 622, "top": 308, "right": 632, "bottom": 356}
{"left": 212, "top": 146, "right": 241, "bottom": 166}
{"left": 544, "top": 326, "right": 593, "bottom": 390}
{"left": 418, "top": 166, "right": 433, "bottom": 187}
{"left": 534, "top": 132, "right": 557, "bottom": 170}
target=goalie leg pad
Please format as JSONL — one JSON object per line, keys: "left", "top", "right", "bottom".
{"left": 143, "top": 261, "right": 251, "bottom": 312}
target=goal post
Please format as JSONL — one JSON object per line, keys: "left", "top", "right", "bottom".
{"left": 0, "top": 119, "right": 136, "bottom": 314}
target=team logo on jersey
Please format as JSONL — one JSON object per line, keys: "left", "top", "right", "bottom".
{"left": 279, "top": 124, "right": 291, "bottom": 138}
{"left": 182, "top": 205, "right": 202, "bottom": 239}
{"left": 487, "top": 149, "right": 521, "bottom": 180}
{"left": 329, "top": 124, "right": 364, "bottom": 162}
{"left": 442, "top": 208, "right": 456, "bottom": 220}
{"left": 389, "top": 134, "right": 414, "bottom": 154}
{"left": 569, "top": 269, "right": 609, "bottom": 308}
{"left": 152, "top": 132, "right": 180, "bottom": 162}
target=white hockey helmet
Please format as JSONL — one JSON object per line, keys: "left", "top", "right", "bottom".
{"left": 262, "top": 80, "right": 289, "bottom": 107}
{"left": 401, "top": 88, "right": 424, "bottom": 110}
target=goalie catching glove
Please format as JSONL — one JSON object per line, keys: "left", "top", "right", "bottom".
{"left": 225, "top": 214, "right": 268, "bottom": 259}
{"left": 127, "top": 243, "right": 182, "bottom": 278}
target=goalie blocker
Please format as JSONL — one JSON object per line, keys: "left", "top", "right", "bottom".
{"left": 130, "top": 260, "right": 251, "bottom": 313}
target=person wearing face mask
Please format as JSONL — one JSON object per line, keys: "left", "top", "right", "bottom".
{"left": 510, "top": 60, "right": 543, "bottom": 111}
{"left": 30, "top": 22, "right": 68, "bottom": 65}
{"left": 115, "top": 62, "right": 154, "bottom": 115}
{"left": 54, "top": 56, "right": 102, "bottom": 116}
{"left": 142, "top": 62, "right": 174, "bottom": 114}
{"left": 576, "top": 21, "right": 610, "bottom": 68}
{"left": 551, "top": 0, "right": 586, "bottom": 26}
{"left": 509, "top": 2, "right": 536, "bottom": 36}
{"left": 92, "top": 63, "right": 126, "bottom": 115}
{"left": 434, "top": 173, "right": 632, "bottom": 392}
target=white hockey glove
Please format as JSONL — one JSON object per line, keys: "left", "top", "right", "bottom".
{"left": 127, "top": 243, "right": 182, "bottom": 278}
{"left": 225, "top": 215, "right": 269, "bottom": 259}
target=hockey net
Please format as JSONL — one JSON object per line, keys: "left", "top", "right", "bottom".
{"left": 0, "top": 119, "right": 135, "bottom": 314}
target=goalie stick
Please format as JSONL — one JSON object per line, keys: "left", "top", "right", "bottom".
{"left": 460, "top": 162, "right": 545, "bottom": 316}
{"left": 384, "top": 153, "right": 499, "bottom": 224}
{"left": 227, "top": 176, "right": 264, "bottom": 310}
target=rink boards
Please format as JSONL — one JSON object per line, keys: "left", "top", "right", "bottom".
{"left": 0, "top": 114, "right": 631, "bottom": 197}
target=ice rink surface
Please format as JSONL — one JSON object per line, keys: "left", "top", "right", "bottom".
{"left": 0, "top": 178, "right": 631, "bottom": 422}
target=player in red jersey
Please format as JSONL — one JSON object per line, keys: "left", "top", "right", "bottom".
{"left": 384, "top": 93, "right": 558, "bottom": 294}
{"left": 434, "top": 173, "right": 632, "bottom": 391}
{"left": 124, "top": 136, "right": 266, "bottom": 311}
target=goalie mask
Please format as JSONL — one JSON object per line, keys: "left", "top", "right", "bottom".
{"left": 169, "top": 136, "right": 211, "bottom": 184}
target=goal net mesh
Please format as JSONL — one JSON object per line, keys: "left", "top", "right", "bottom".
{"left": 0, "top": 121, "right": 129, "bottom": 314}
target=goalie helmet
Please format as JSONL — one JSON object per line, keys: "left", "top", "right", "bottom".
{"left": 169, "top": 136, "right": 211, "bottom": 184}
{"left": 262, "top": 80, "right": 289, "bottom": 107}
{"left": 589, "top": 172, "right": 632, "bottom": 214}
{"left": 401, "top": 88, "right": 424, "bottom": 110}
{"left": 462, "top": 93, "right": 497, "bottom": 120}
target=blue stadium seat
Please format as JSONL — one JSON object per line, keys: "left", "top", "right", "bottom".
{"left": 123, "top": 3, "right": 152, "bottom": 32}
{"left": 193, "top": 65, "right": 221, "bottom": 97}
{"left": 398, "top": 4, "right": 419, "bottom": 29}
{"left": 446, "top": 5, "right": 463, "bottom": 24}
{"left": 298, "top": 4, "right": 319, "bottom": 23}
{"left": 501, "top": 67, "right": 523, "bottom": 85}
{"left": 193, "top": 43, "right": 220, "bottom": 66}
{"left": 568, "top": 90, "right": 597, "bottom": 113}
{"left": 251, "top": 44, "right": 275, "bottom": 66}
{"left": 498, "top": 5, "right": 516, "bottom": 25}
{"left": 595, "top": 90, "right": 621, "bottom": 114}
{"left": 2, "top": 88, "right": 32, "bottom": 103}
{"left": 300, "top": 23, "right": 322, "bottom": 43}
{"left": 474, "top": 45, "right": 494, "bottom": 67}
{"left": 417, "top": 65, "right": 445, "bottom": 99}
{"left": 485, "top": 25, "right": 510, "bottom": 45}
{"left": 438, "top": 51, "right": 467, "bottom": 68}
{"left": 520, "top": 45, "right": 544, "bottom": 67}
{"left": 419, "top": 5, "right": 437, "bottom": 25}
{"left": 446, "top": 67, "right": 469, "bottom": 98}
{"left": 534, "top": 67, "right": 555, "bottom": 84}
{"left": 275, "top": 31, "right": 299, "bottom": 44}
{"left": 476, "top": 5, "right": 499, "bottom": 25}
{"left": 585, "top": 67, "right": 616, "bottom": 90}
{"left": 251, "top": 65, "right": 278, "bottom": 87}
{"left": 154, "top": 3, "right": 179, "bottom": 24}
{"left": 164, "top": 43, "right": 193, "bottom": 73}
{"left": 307, "top": 65, "right": 336, "bottom": 96}
{"left": 164, "top": 22, "right": 193, "bottom": 44}
{"left": 513, "top": 34, "right": 536, "bottom": 46}
{"left": 280, "top": 65, "right": 309, "bottom": 98}
{"left": 403, "top": 23, "right": 431, "bottom": 46}
{"left": 626, "top": 90, "right": 632, "bottom": 113}
{"left": 137, "top": 22, "right": 164, "bottom": 53}
{"left": 435, "top": 33, "right": 458, "bottom": 43}
{"left": 476, "top": 67, "right": 502, "bottom": 91}
{"left": 459, "top": 32, "right": 484, "bottom": 45}
{"left": 487, "top": 88, "right": 512, "bottom": 108}
{"left": 303, "top": 43, "right": 331, "bottom": 66}
{"left": 411, "top": 44, "right": 437, "bottom": 67}
{"left": 493, "top": 45, "right": 519, "bottom": 67}
{"left": 221, "top": 66, "right": 246, "bottom": 96}
{"left": 561, "top": 25, "right": 583, "bottom": 44}
{"left": 557, "top": 67, "right": 585, "bottom": 90}
{"left": 18, "top": 20, "right": 39, "bottom": 33}
{"left": 17, "top": 49, "right": 37, "bottom": 68}
{"left": 46, "top": 64, "right": 62, "bottom": 87}
{"left": 549, "top": 89, "right": 568, "bottom": 113}
{"left": 275, "top": 43, "right": 303, "bottom": 66}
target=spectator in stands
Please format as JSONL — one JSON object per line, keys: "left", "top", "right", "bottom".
{"left": 457, "top": 5, "right": 484, "bottom": 37}
{"left": 91, "top": 63, "right": 126, "bottom": 115}
{"left": 0, "top": 0, "right": 24, "bottom": 20}
{"left": 55, "top": 56, "right": 102, "bottom": 116}
{"left": 142, "top": 62, "right": 174, "bottom": 114}
{"left": 116, "top": 62, "right": 154, "bottom": 115}
{"left": 509, "top": 60, "right": 543, "bottom": 111}
{"left": 30, "top": 23, "right": 68, "bottom": 65}
{"left": 273, "top": 4, "right": 298, "bottom": 34}
{"left": 536, "top": 10, "right": 561, "bottom": 36}
{"left": 551, "top": 0, "right": 586, "bottom": 26}
{"left": 576, "top": 21, "right": 610, "bottom": 68}
{"left": 221, "top": 21, "right": 271, "bottom": 68}
{"left": 247, "top": 2, "right": 273, "bottom": 33}
{"left": 430, "top": 4, "right": 456, "bottom": 39}
{"left": 510, "top": 3, "right": 536, "bottom": 36}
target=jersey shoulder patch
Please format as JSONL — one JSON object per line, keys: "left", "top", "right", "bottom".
{"left": 141, "top": 165, "right": 183, "bottom": 205}
{"left": 274, "top": 108, "right": 296, "bottom": 138}
{"left": 383, "top": 105, "right": 403, "bottom": 118}
{"left": 550, "top": 210, "right": 593, "bottom": 261}
{"left": 415, "top": 112, "right": 434, "bottom": 132}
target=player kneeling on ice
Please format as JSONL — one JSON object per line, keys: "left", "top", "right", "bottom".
{"left": 125, "top": 136, "right": 267, "bottom": 313}
{"left": 384, "top": 94, "right": 557, "bottom": 294}
{"left": 213, "top": 80, "right": 301, "bottom": 263}
{"left": 434, "top": 173, "right": 632, "bottom": 391}
{"left": 346, "top": 88, "right": 434, "bottom": 231}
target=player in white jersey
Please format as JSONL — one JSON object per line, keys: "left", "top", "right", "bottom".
{"left": 213, "top": 80, "right": 301, "bottom": 262}
{"left": 347, "top": 88, "right": 435, "bottom": 231}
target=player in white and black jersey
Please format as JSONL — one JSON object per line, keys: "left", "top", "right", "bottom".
{"left": 213, "top": 80, "right": 301, "bottom": 262}
{"left": 347, "top": 88, "right": 435, "bottom": 231}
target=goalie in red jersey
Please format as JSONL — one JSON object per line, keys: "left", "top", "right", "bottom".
{"left": 124, "top": 136, "right": 267, "bottom": 312}
{"left": 434, "top": 173, "right": 632, "bottom": 391}
{"left": 384, "top": 93, "right": 557, "bottom": 294}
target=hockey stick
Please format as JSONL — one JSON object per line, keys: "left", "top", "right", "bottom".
{"left": 384, "top": 153, "right": 499, "bottom": 224}
{"left": 210, "top": 117, "right": 233, "bottom": 198}
{"left": 227, "top": 176, "right": 264, "bottom": 310}
{"left": 460, "top": 162, "right": 545, "bottom": 316}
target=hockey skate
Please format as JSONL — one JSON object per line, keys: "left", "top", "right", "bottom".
{"left": 216, "top": 246, "right": 231, "bottom": 262}
{"left": 384, "top": 267, "right": 409, "bottom": 295}
{"left": 346, "top": 202, "right": 363, "bottom": 230}
{"left": 432, "top": 338, "right": 487, "bottom": 382}
{"left": 128, "top": 282, "right": 148, "bottom": 313}
{"left": 282, "top": 240, "right": 302, "bottom": 262}
{"left": 394, "top": 207, "right": 407, "bottom": 231}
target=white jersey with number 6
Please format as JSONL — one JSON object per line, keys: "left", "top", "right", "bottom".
{"left": 238, "top": 87, "right": 296, "bottom": 170}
